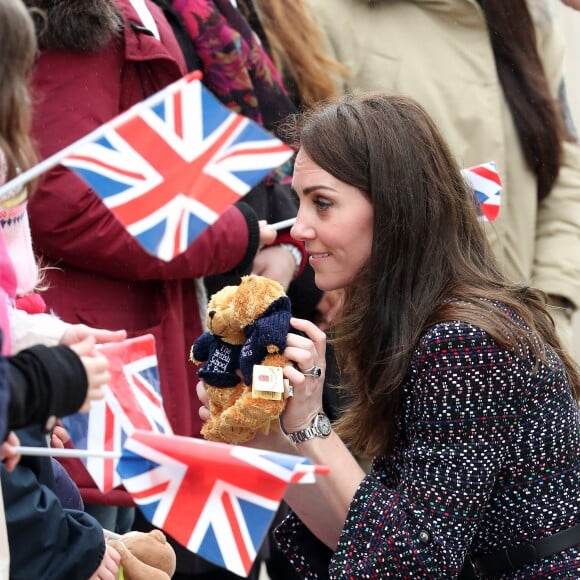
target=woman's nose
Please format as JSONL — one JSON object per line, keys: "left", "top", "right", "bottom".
{"left": 290, "top": 215, "right": 313, "bottom": 241}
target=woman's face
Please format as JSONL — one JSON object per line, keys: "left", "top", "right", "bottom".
{"left": 291, "top": 149, "right": 374, "bottom": 292}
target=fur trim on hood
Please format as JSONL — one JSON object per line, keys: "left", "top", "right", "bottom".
{"left": 22, "top": 0, "right": 123, "bottom": 52}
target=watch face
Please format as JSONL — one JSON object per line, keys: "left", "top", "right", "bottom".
{"left": 315, "top": 413, "right": 332, "bottom": 437}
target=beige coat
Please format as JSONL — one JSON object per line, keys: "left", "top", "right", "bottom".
{"left": 310, "top": 0, "right": 580, "bottom": 333}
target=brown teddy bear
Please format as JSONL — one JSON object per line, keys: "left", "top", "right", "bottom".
{"left": 108, "top": 529, "right": 176, "bottom": 580}
{"left": 189, "top": 284, "right": 248, "bottom": 443}
{"left": 191, "top": 275, "right": 292, "bottom": 444}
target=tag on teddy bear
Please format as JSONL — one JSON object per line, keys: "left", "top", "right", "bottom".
{"left": 252, "top": 365, "right": 285, "bottom": 400}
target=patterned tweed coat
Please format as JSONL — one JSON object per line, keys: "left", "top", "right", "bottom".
{"left": 275, "top": 320, "right": 580, "bottom": 578}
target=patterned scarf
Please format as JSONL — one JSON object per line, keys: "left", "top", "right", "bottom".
{"left": 171, "top": 0, "right": 297, "bottom": 137}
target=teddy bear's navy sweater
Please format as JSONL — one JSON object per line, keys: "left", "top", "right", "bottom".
{"left": 274, "top": 320, "right": 580, "bottom": 577}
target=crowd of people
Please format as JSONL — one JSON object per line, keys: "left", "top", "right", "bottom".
{"left": 0, "top": 0, "right": 579, "bottom": 578}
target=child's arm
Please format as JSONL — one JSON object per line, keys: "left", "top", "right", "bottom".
{"left": 1, "top": 427, "right": 106, "bottom": 578}
{"left": 7, "top": 340, "right": 105, "bottom": 432}
{"left": 8, "top": 307, "right": 68, "bottom": 352}
{"left": 9, "top": 305, "right": 126, "bottom": 353}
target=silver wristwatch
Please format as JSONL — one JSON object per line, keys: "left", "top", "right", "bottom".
{"left": 283, "top": 412, "right": 332, "bottom": 444}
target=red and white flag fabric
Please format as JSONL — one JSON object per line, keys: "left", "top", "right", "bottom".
{"left": 57, "top": 71, "right": 293, "bottom": 261}
{"left": 462, "top": 161, "right": 502, "bottom": 222}
{"left": 116, "top": 430, "right": 329, "bottom": 577}
{"left": 62, "top": 334, "right": 172, "bottom": 492}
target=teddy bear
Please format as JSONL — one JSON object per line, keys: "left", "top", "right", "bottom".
{"left": 189, "top": 284, "right": 248, "bottom": 443}
{"left": 191, "top": 275, "right": 292, "bottom": 444}
{"left": 107, "top": 529, "right": 176, "bottom": 580}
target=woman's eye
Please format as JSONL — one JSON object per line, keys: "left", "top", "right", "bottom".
{"left": 313, "top": 197, "right": 332, "bottom": 211}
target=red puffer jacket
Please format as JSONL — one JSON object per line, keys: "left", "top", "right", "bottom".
{"left": 27, "top": 0, "right": 259, "bottom": 505}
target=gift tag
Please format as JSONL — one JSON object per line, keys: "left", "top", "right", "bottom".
{"left": 252, "top": 365, "right": 285, "bottom": 400}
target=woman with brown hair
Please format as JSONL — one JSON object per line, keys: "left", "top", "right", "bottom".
{"left": 307, "top": 0, "right": 580, "bottom": 350}
{"left": 199, "top": 91, "right": 580, "bottom": 577}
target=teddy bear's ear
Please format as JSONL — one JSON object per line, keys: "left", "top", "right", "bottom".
{"left": 116, "top": 530, "right": 177, "bottom": 579}
{"left": 234, "top": 275, "right": 286, "bottom": 327}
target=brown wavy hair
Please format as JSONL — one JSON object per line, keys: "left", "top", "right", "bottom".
{"left": 0, "top": 0, "right": 38, "bottom": 187}
{"left": 246, "top": 0, "right": 349, "bottom": 107}
{"left": 478, "top": 0, "right": 573, "bottom": 201}
{"left": 286, "top": 92, "right": 580, "bottom": 456}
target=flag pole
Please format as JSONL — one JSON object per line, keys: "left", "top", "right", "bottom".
{"left": 10, "top": 446, "right": 121, "bottom": 459}
{"left": 268, "top": 217, "right": 296, "bottom": 231}
{"left": 295, "top": 464, "right": 331, "bottom": 475}
{"left": 10, "top": 444, "right": 330, "bottom": 474}
{"left": 0, "top": 70, "right": 204, "bottom": 201}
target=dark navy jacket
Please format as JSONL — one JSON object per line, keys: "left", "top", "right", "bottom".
{"left": 1, "top": 426, "right": 105, "bottom": 579}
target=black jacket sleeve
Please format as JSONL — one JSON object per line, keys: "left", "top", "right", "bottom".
{"left": 1, "top": 426, "right": 105, "bottom": 579}
{"left": 229, "top": 200, "right": 260, "bottom": 275}
{"left": 8, "top": 344, "right": 87, "bottom": 432}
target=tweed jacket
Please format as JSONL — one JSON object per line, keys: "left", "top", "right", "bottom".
{"left": 275, "top": 319, "right": 580, "bottom": 577}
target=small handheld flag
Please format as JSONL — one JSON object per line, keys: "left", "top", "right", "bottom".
{"left": 116, "top": 430, "right": 329, "bottom": 577}
{"left": 0, "top": 71, "right": 294, "bottom": 261}
{"left": 62, "top": 334, "right": 172, "bottom": 493}
{"left": 59, "top": 71, "right": 294, "bottom": 261}
{"left": 462, "top": 161, "right": 502, "bottom": 222}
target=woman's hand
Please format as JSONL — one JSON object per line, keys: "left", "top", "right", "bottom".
{"left": 281, "top": 317, "right": 327, "bottom": 433}
{"left": 196, "top": 380, "right": 211, "bottom": 423}
{"left": 69, "top": 336, "right": 111, "bottom": 412}
{"left": 195, "top": 379, "right": 291, "bottom": 452}
{"left": 88, "top": 543, "right": 121, "bottom": 580}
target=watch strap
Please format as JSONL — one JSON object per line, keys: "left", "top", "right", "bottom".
{"left": 284, "top": 412, "right": 331, "bottom": 444}
{"left": 287, "top": 424, "right": 320, "bottom": 444}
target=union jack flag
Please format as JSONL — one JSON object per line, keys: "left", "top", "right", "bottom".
{"left": 462, "top": 161, "right": 502, "bottom": 222}
{"left": 62, "top": 335, "right": 173, "bottom": 492}
{"left": 60, "top": 71, "right": 294, "bottom": 261}
{"left": 117, "top": 430, "right": 329, "bottom": 577}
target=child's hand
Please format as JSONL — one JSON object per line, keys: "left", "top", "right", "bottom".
{"left": 69, "top": 336, "right": 111, "bottom": 412}
{"left": 50, "top": 421, "right": 71, "bottom": 449}
{"left": 258, "top": 219, "right": 277, "bottom": 248}
{"left": 0, "top": 431, "right": 21, "bottom": 471}
{"left": 252, "top": 245, "right": 296, "bottom": 290}
{"left": 61, "top": 324, "right": 126, "bottom": 347}
{"left": 88, "top": 543, "right": 120, "bottom": 580}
